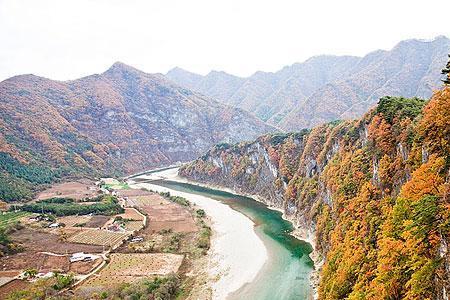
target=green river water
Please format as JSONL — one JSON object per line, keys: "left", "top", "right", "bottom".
{"left": 150, "top": 179, "right": 314, "bottom": 300}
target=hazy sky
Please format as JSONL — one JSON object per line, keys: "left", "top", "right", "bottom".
{"left": 0, "top": 0, "right": 449, "bottom": 81}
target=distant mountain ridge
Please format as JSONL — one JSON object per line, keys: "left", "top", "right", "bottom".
{"left": 166, "top": 36, "right": 450, "bottom": 130}
{"left": 0, "top": 62, "right": 276, "bottom": 200}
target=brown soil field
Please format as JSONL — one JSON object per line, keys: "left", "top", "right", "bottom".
{"left": 10, "top": 228, "right": 104, "bottom": 254}
{"left": 0, "top": 252, "right": 101, "bottom": 275}
{"left": 70, "top": 259, "right": 103, "bottom": 274}
{"left": 36, "top": 180, "right": 101, "bottom": 201}
{"left": 125, "top": 193, "right": 170, "bottom": 207}
{"left": 67, "top": 229, "right": 130, "bottom": 247}
{"left": 81, "top": 253, "right": 183, "bottom": 288}
{"left": 144, "top": 204, "right": 197, "bottom": 233}
{"left": 125, "top": 194, "right": 197, "bottom": 233}
{"left": 1, "top": 228, "right": 103, "bottom": 274}
{"left": 57, "top": 215, "right": 112, "bottom": 229}
{"left": 0, "top": 271, "right": 20, "bottom": 277}
{"left": 0, "top": 279, "right": 30, "bottom": 299}
{"left": 84, "top": 215, "right": 110, "bottom": 228}
{"left": 103, "top": 208, "right": 144, "bottom": 226}
{"left": 123, "top": 221, "right": 144, "bottom": 231}
{"left": 118, "top": 208, "right": 145, "bottom": 221}
{"left": 57, "top": 215, "right": 92, "bottom": 227}
{"left": 116, "top": 189, "right": 154, "bottom": 198}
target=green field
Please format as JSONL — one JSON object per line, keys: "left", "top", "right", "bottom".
{"left": 0, "top": 211, "right": 30, "bottom": 229}
{"left": 104, "top": 183, "right": 130, "bottom": 190}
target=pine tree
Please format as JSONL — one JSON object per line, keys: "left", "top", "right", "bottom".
{"left": 442, "top": 54, "right": 450, "bottom": 84}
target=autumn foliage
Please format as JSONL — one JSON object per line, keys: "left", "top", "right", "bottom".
{"left": 181, "top": 88, "right": 450, "bottom": 300}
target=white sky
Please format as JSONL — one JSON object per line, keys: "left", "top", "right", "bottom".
{"left": 0, "top": 0, "right": 449, "bottom": 81}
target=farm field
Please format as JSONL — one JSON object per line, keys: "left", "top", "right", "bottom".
{"left": 67, "top": 229, "right": 131, "bottom": 247}
{"left": 57, "top": 215, "right": 92, "bottom": 227}
{"left": 125, "top": 194, "right": 170, "bottom": 207}
{"left": 84, "top": 215, "right": 110, "bottom": 228}
{"left": 82, "top": 253, "right": 183, "bottom": 288}
{"left": 117, "top": 207, "right": 145, "bottom": 221}
{"left": 123, "top": 221, "right": 144, "bottom": 231}
{"left": 102, "top": 208, "right": 145, "bottom": 232}
{"left": 0, "top": 251, "right": 101, "bottom": 274}
{"left": 0, "top": 279, "right": 30, "bottom": 299}
{"left": 0, "top": 211, "right": 30, "bottom": 229}
{"left": 101, "top": 178, "right": 130, "bottom": 190}
{"left": 104, "top": 182, "right": 129, "bottom": 190}
{"left": 124, "top": 193, "right": 197, "bottom": 233}
{"left": 1, "top": 228, "right": 103, "bottom": 274}
{"left": 144, "top": 203, "right": 197, "bottom": 233}
{"left": 36, "top": 180, "right": 100, "bottom": 201}
{"left": 9, "top": 228, "right": 104, "bottom": 254}
{"left": 117, "top": 189, "right": 154, "bottom": 198}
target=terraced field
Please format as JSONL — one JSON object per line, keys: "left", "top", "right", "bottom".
{"left": 67, "top": 229, "right": 131, "bottom": 247}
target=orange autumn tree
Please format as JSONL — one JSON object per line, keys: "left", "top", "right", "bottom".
{"left": 371, "top": 87, "right": 450, "bottom": 300}
{"left": 419, "top": 87, "right": 450, "bottom": 157}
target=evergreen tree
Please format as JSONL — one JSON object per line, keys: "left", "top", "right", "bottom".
{"left": 442, "top": 54, "right": 450, "bottom": 84}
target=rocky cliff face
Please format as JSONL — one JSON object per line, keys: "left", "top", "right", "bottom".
{"left": 180, "top": 89, "right": 450, "bottom": 299}
{"left": 0, "top": 62, "right": 276, "bottom": 200}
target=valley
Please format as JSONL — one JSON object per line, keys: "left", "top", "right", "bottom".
{"left": 0, "top": 13, "right": 449, "bottom": 298}
{"left": 129, "top": 168, "right": 314, "bottom": 300}
{"left": 0, "top": 177, "right": 214, "bottom": 299}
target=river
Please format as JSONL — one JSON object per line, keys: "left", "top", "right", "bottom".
{"left": 131, "top": 171, "right": 314, "bottom": 299}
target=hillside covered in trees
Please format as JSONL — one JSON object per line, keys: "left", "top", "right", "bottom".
{"left": 0, "top": 62, "right": 275, "bottom": 202}
{"left": 180, "top": 79, "right": 450, "bottom": 298}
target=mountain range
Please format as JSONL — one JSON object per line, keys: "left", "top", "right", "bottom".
{"left": 1, "top": 36, "right": 449, "bottom": 201}
{"left": 167, "top": 36, "right": 450, "bottom": 130}
{"left": 0, "top": 62, "right": 275, "bottom": 200}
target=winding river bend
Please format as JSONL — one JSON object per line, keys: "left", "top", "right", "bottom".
{"left": 129, "top": 168, "right": 314, "bottom": 300}
{"left": 145, "top": 176, "right": 315, "bottom": 300}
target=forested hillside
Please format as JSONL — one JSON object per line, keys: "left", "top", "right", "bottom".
{"left": 0, "top": 62, "right": 275, "bottom": 202}
{"left": 180, "top": 72, "right": 450, "bottom": 298}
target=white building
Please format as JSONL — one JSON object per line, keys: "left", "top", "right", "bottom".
{"left": 69, "top": 252, "right": 99, "bottom": 263}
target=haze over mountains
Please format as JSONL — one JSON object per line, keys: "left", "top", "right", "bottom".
{"left": 167, "top": 36, "right": 450, "bottom": 130}
{"left": 0, "top": 62, "right": 275, "bottom": 178}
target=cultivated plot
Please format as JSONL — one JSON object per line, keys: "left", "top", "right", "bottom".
{"left": 67, "top": 229, "right": 131, "bottom": 247}
{"left": 83, "top": 253, "right": 184, "bottom": 287}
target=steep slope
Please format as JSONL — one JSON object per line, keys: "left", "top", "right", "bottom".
{"left": 0, "top": 62, "right": 276, "bottom": 201}
{"left": 167, "top": 36, "right": 450, "bottom": 129}
{"left": 254, "top": 55, "right": 361, "bottom": 123}
{"left": 167, "top": 55, "right": 361, "bottom": 122}
{"left": 180, "top": 87, "right": 450, "bottom": 299}
{"left": 281, "top": 36, "right": 450, "bottom": 130}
